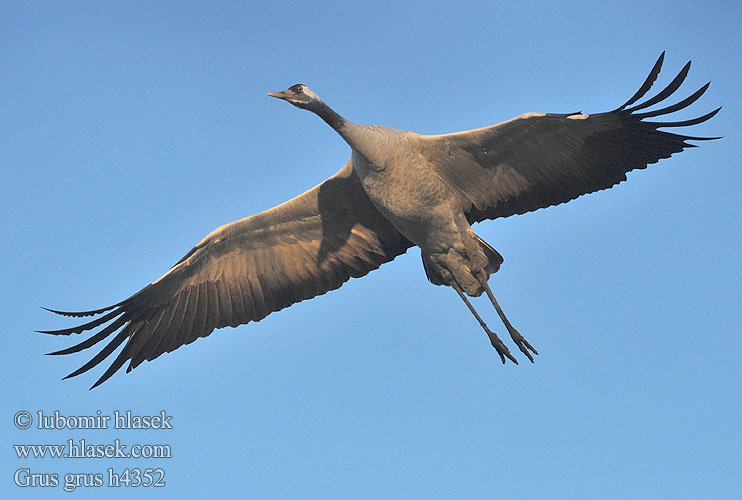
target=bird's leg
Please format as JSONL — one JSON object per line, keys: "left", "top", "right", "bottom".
{"left": 450, "top": 281, "right": 518, "bottom": 364}
{"left": 480, "top": 281, "right": 538, "bottom": 362}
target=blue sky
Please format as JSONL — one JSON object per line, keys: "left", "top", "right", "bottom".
{"left": 3, "top": 1, "right": 740, "bottom": 498}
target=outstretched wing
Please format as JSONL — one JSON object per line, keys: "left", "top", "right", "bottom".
{"left": 41, "top": 161, "right": 412, "bottom": 388}
{"left": 417, "top": 52, "right": 720, "bottom": 223}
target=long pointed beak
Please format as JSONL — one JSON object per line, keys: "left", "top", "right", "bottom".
{"left": 268, "top": 90, "right": 290, "bottom": 100}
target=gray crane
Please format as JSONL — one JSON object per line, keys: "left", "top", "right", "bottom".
{"left": 41, "top": 53, "right": 719, "bottom": 388}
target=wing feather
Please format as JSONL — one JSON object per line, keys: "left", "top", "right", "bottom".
{"left": 129, "top": 293, "right": 182, "bottom": 369}
{"left": 150, "top": 291, "right": 190, "bottom": 361}
{"left": 616, "top": 51, "right": 665, "bottom": 110}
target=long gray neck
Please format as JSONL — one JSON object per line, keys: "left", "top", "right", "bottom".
{"left": 311, "top": 101, "right": 345, "bottom": 130}
{"left": 309, "top": 100, "right": 369, "bottom": 152}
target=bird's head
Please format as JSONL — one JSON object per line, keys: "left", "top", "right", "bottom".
{"left": 268, "top": 84, "right": 322, "bottom": 110}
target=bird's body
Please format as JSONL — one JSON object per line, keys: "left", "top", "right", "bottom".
{"left": 300, "top": 111, "right": 503, "bottom": 306}
{"left": 41, "top": 54, "right": 719, "bottom": 388}
{"left": 346, "top": 127, "right": 477, "bottom": 281}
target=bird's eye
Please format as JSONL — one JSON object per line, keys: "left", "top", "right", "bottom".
{"left": 296, "top": 86, "right": 304, "bottom": 93}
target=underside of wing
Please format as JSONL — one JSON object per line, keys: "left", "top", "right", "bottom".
{"left": 418, "top": 52, "right": 720, "bottom": 224}
{"left": 40, "top": 162, "right": 412, "bottom": 388}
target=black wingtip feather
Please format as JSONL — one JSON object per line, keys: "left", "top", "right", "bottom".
{"left": 616, "top": 52, "right": 665, "bottom": 111}
{"left": 45, "top": 316, "right": 128, "bottom": 356}
{"left": 37, "top": 308, "right": 123, "bottom": 336}
{"left": 634, "top": 82, "right": 711, "bottom": 119}
{"left": 90, "top": 348, "right": 130, "bottom": 389}
{"left": 41, "top": 304, "right": 119, "bottom": 318}
{"left": 650, "top": 106, "right": 721, "bottom": 128}
{"left": 625, "top": 60, "right": 692, "bottom": 113}
{"left": 62, "top": 328, "right": 129, "bottom": 381}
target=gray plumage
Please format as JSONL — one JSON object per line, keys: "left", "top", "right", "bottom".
{"left": 41, "top": 53, "right": 719, "bottom": 388}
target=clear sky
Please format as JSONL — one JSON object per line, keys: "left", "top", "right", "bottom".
{"left": 3, "top": 1, "right": 740, "bottom": 498}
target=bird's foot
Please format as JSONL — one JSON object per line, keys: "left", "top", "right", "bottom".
{"left": 505, "top": 324, "right": 538, "bottom": 362}
{"left": 485, "top": 328, "right": 518, "bottom": 364}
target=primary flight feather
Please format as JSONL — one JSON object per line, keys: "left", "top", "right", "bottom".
{"left": 41, "top": 53, "right": 719, "bottom": 388}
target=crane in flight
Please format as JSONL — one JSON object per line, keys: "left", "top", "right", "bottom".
{"left": 41, "top": 53, "right": 719, "bottom": 388}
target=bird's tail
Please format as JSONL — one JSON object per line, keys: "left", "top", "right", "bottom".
{"left": 421, "top": 236, "right": 503, "bottom": 288}
{"left": 477, "top": 235, "right": 503, "bottom": 275}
